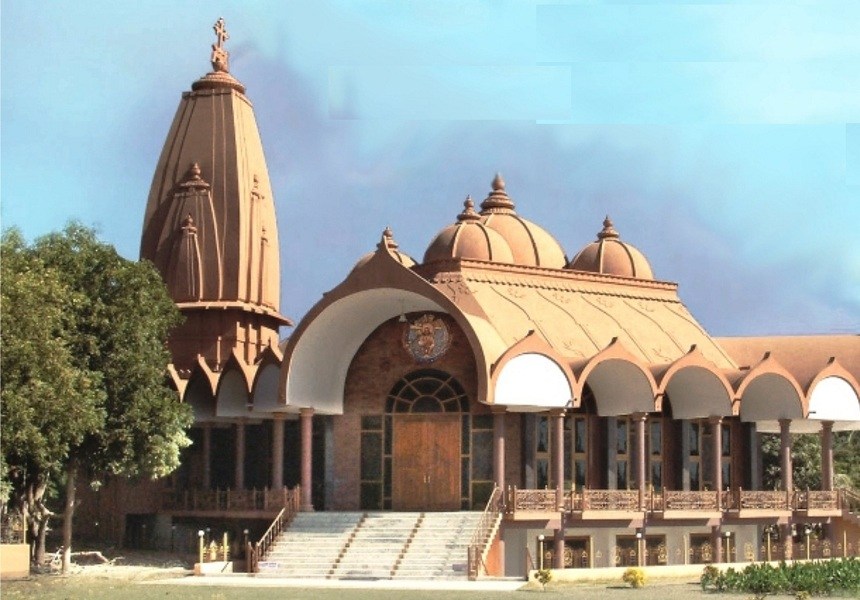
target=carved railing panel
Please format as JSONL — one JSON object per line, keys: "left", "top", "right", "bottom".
{"left": 162, "top": 487, "right": 300, "bottom": 512}
{"left": 796, "top": 490, "right": 840, "bottom": 510}
{"left": 582, "top": 489, "right": 639, "bottom": 511}
{"left": 737, "top": 490, "right": 789, "bottom": 511}
{"left": 512, "top": 488, "right": 559, "bottom": 512}
{"left": 663, "top": 490, "right": 719, "bottom": 511}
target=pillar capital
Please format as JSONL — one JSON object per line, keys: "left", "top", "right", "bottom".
{"left": 630, "top": 411, "right": 648, "bottom": 422}
{"left": 491, "top": 405, "right": 507, "bottom": 415}
{"left": 299, "top": 407, "right": 315, "bottom": 418}
{"left": 708, "top": 415, "right": 724, "bottom": 426}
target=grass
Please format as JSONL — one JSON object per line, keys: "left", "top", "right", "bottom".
{"left": 0, "top": 576, "right": 814, "bottom": 600}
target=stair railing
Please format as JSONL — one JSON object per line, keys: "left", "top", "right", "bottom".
{"left": 467, "top": 486, "right": 503, "bottom": 580}
{"left": 246, "top": 485, "right": 301, "bottom": 573}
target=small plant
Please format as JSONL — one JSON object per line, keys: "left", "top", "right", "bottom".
{"left": 533, "top": 567, "right": 552, "bottom": 591}
{"left": 795, "top": 591, "right": 811, "bottom": 600}
{"left": 622, "top": 567, "right": 646, "bottom": 588}
{"left": 701, "top": 564, "right": 720, "bottom": 591}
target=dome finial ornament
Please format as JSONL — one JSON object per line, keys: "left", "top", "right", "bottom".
{"left": 492, "top": 172, "right": 505, "bottom": 191}
{"left": 597, "top": 215, "right": 620, "bottom": 240}
{"left": 480, "top": 172, "right": 515, "bottom": 214}
{"left": 211, "top": 17, "right": 230, "bottom": 73}
{"left": 457, "top": 195, "right": 481, "bottom": 222}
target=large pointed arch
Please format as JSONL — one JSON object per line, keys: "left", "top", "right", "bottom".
{"left": 250, "top": 344, "right": 284, "bottom": 415}
{"left": 806, "top": 358, "right": 860, "bottom": 431}
{"left": 215, "top": 350, "right": 254, "bottom": 418}
{"left": 182, "top": 358, "right": 218, "bottom": 422}
{"left": 573, "top": 338, "right": 657, "bottom": 416}
{"left": 736, "top": 353, "right": 805, "bottom": 432}
{"left": 490, "top": 331, "right": 575, "bottom": 411}
{"left": 654, "top": 346, "right": 735, "bottom": 418}
{"left": 281, "top": 237, "right": 501, "bottom": 415}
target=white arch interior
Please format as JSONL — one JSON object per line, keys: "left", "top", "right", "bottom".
{"left": 285, "top": 288, "right": 444, "bottom": 415}
{"left": 665, "top": 367, "right": 732, "bottom": 419}
{"left": 808, "top": 376, "right": 860, "bottom": 432}
{"left": 494, "top": 353, "right": 572, "bottom": 412}
{"left": 184, "top": 377, "right": 216, "bottom": 423}
{"left": 587, "top": 359, "right": 654, "bottom": 416}
{"left": 740, "top": 373, "right": 803, "bottom": 432}
{"left": 251, "top": 363, "right": 281, "bottom": 415}
{"left": 216, "top": 370, "right": 249, "bottom": 418}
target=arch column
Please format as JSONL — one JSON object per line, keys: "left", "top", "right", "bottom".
{"left": 234, "top": 420, "right": 246, "bottom": 490}
{"left": 710, "top": 415, "right": 725, "bottom": 563}
{"left": 552, "top": 410, "right": 565, "bottom": 569}
{"left": 300, "top": 407, "right": 314, "bottom": 511}
{"left": 632, "top": 412, "right": 647, "bottom": 510}
{"left": 271, "top": 415, "right": 285, "bottom": 490}
{"left": 779, "top": 418, "right": 793, "bottom": 560}
{"left": 710, "top": 416, "right": 723, "bottom": 510}
{"left": 821, "top": 421, "right": 834, "bottom": 491}
{"left": 202, "top": 423, "right": 212, "bottom": 490}
{"left": 492, "top": 406, "right": 506, "bottom": 493}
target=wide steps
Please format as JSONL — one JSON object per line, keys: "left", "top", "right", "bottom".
{"left": 259, "top": 511, "right": 484, "bottom": 579}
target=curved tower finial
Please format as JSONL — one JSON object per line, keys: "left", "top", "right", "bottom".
{"left": 211, "top": 17, "right": 231, "bottom": 73}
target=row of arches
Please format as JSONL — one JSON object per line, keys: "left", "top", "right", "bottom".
{"left": 492, "top": 335, "right": 860, "bottom": 432}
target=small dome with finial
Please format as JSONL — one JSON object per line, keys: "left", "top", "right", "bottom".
{"left": 424, "top": 196, "right": 515, "bottom": 264}
{"left": 352, "top": 226, "right": 416, "bottom": 272}
{"left": 475, "top": 173, "right": 567, "bottom": 268}
{"left": 567, "top": 216, "right": 654, "bottom": 279}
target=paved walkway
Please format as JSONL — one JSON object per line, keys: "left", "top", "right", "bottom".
{"left": 143, "top": 574, "right": 526, "bottom": 592}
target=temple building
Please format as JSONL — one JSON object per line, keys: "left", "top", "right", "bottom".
{"left": 78, "top": 21, "right": 860, "bottom": 577}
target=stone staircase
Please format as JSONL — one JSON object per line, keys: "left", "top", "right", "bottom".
{"left": 258, "top": 511, "right": 364, "bottom": 577}
{"left": 257, "top": 511, "right": 482, "bottom": 579}
{"left": 395, "top": 511, "right": 482, "bottom": 579}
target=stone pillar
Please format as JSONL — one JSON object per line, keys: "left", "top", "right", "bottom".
{"left": 712, "top": 524, "right": 723, "bottom": 563}
{"left": 202, "top": 423, "right": 212, "bottom": 490}
{"left": 633, "top": 413, "right": 647, "bottom": 510}
{"left": 779, "top": 419, "right": 793, "bottom": 492}
{"left": 710, "top": 416, "right": 723, "bottom": 509}
{"left": 234, "top": 420, "right": 246, "bottom": 490}
{"left": 553, "top": 526, "right": 565, "bottom": 569}
{"left": 821, "top": 421, "right": 834, "bottom": 491}
{"left": 271, "top": 415, "right": 285, "bottom": 490}
{"left": 300, "top": 407, "right": 314, "bottom": 511}
{"left": 779, "top": 418, "right": 793, "bottom": 560}
{"left": 552, "top": 411, "right": 565, "bottom": 510}
{"left": 492, "top": 407, "right": 506, "bottom": 493}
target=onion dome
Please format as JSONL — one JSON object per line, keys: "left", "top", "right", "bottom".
{"left": 477, "top": 174, "right": 567, "bottom": 268}
{"left": 353, "top": 227, "right": 416, "bottom": 271}
{"left": 423, "top": 196, "right": 515, "bottom": 264}
{"left": 567, "top": 216, "right": 654, "bottom": 279}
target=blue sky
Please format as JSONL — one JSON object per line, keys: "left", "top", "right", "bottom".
{"left": 2, "top": 0, "right": 858, "bottom": 337}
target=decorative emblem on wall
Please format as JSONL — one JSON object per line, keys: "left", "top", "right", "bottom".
{"left": 403, "top": 314, "right": 451, "bottom": 363}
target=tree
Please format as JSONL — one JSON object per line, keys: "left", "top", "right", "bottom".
{"left": 1, "top": 229, "right": 104, "bottom": 562}
{"left": 762, "top": 431, "right": 859, "bottom": 492}
{"left": 1, "top": 225, "right": 192, "bottom": 571}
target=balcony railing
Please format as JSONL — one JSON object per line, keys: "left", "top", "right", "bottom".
{"left": 162, "top": 487, "right": 301, "bottom": 513}
{"left": 508, "top": 487, "right": 845, "bottom": 516}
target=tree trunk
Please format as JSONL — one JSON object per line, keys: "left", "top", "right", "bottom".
{"left": 35, "top": 518, "right": 47, "bottom": 565}
{"left": 61, "top": 462, "right": 77, "bottom": 574}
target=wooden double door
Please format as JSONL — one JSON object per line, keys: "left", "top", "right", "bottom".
{"left": 392, "top": 414, "right": 460, "bottom": 511}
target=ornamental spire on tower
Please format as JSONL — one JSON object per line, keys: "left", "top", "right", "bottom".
{"left": 211, "top": 17, "right": 230, "bottom": 73}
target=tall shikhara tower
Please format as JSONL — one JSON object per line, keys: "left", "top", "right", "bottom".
{"left": 141, "top": 18, "right": 291, "bottom": 374}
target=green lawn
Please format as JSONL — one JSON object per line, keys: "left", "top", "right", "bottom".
{"left": 0, "top": 577, "right": 812, "bottom": 600}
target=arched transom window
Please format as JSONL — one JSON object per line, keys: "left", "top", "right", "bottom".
{"left": 386, "top": 369, "right": 468, "bottom": 413}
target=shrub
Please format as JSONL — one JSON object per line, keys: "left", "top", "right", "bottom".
{"left": 707, "top": 557, "right": 860, "bottom": 596}
{"left": 533, "top": 568, "right": 552, "bottom": 591}
{"left": 700, "top": 564, "right": 720, "bottom": 591}
{"left": 622, "top": 567, "right": 646, "bottom": 588}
